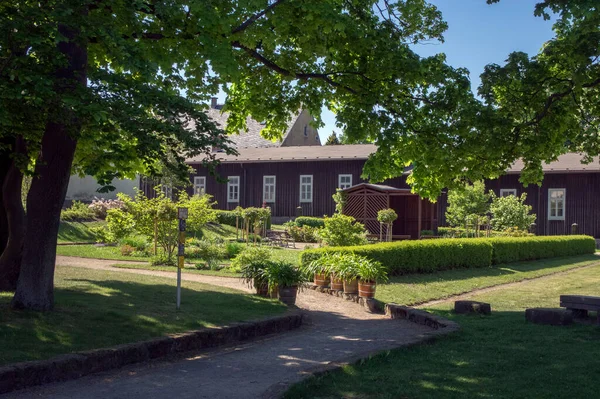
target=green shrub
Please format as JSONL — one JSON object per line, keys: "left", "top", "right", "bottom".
{"left": 420, "top": 230, "right": 434, "bottom": 236}
{"left": 301, "top": 235, "right": 596, "bottom": 275}
{"left": 118, "top": 236, "right": 149, "bottom": 252}
{"left": 150, "top": 255, "right": 176, "bottom": 266}
{"left": 318, "top": 214, "right": 368, "bottom": 247}
{"left": 302, "top": 238, "right": 494, "bottom": 275}
{"left": 120, "top": 244, "right": 135, "bottom": 256}
{"left": 90, "top": 226, "right": 110, "bottom": 244}
{"left": 489, "top": 193, "right": 536, "bottom": 231}
{"left": 61, "top": 201, "right": 95, "bottom": 222}
{"left": 225, "top": 241, "right": 244, "bottom": 259}
{"left": 295, "top": 217, "right": 325, "bottom": 228}
{"left": 284, "top": 222, "right": 320, "bottom": 243}
{"left": 230, "top": 246, "right": 272, "bottom": 273}
{"left": 106, "top": 208, "right": 135, "bottom": 243}
{"left": 485, "top": 235, "right": 596, "bottom": 264}
{"left": 196, "top": 240, "right": 227, "bottom": 270}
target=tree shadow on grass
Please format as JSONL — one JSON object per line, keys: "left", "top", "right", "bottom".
{"left": 387, "top": 254, "right": 599, "bottom": 285}
{"left": 284, "top": 309, "right": 600, "bottom": 399}
{"left": 0, "top": 278, "right": 285, "bottom": 366}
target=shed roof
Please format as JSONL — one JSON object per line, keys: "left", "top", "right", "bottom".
{"left": 342, "top": 183, "right": 414, "bottom": 195}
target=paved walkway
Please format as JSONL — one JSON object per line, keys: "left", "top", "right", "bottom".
{"left": 2, "top": 257, "right": 447, "bottom": 399}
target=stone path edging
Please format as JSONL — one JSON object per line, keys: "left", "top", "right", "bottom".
{"left": 0, "top": 311, "right": 303, "bottom": 395}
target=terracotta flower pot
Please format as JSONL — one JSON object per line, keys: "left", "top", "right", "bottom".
{"left": 343, "top": 278, "right": 358, "bottom": 294}
{"left": 330, "top": 275, "right": 343, "bottom": 291}
{"left": 358, "top": 280, "right": 377, "bottom": 298}
{"left": 254, "top": 279, "right": 268, "bottom": 297}
{"left": 314, "top": 273, "right": 330, "bottom": 287}
{"left": 278, "top": 286, "right": 298, "bottom": 306}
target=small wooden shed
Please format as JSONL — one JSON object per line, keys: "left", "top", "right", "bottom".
{"left": 341, "top": 183, "right": 438, "bottom": 239}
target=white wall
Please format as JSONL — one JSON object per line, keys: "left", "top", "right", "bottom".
{"left": 65, "top": 175, "right": 138, "bottom": 202}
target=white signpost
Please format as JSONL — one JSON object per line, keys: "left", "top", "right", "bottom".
{"left": 176, "top": 207, "right": 188, "bottom": 310}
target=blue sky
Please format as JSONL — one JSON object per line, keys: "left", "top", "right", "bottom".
{"left": 318, "top": 0, "right": 557, "bottom": 141}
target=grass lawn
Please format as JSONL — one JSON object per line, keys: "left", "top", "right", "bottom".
{"left": 285, "top": 261, "right": 600, "bottom": 399}
{"left": 57, "top": 243, "right": 302, "bottom": 266}
{"left": 56, "top": 244, "right": 151, "bottom": 261}
{"left": 376, "top": 255, "right": 600, "bottom": 306}
{"left": 111, "top": 263, "right": 242, "bottom": 278}
{"left": 0, "top": 266, "right": 285, "bottom": 366}
{"left": 57, "top": 221, "right": 106, "bottom": 244}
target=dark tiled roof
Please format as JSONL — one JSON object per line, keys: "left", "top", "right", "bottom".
{"left": 187, "top": 144, "right": 376, "bottom": 163}
{"left": 507, "top": 153, "right": 600, "bottom": 173}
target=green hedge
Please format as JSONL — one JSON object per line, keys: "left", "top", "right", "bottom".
{"left": 485, "top": 235, "right": 596, "bottom": 264}
{"left": 295, "top": 217, "right": 325, "bottom": 228}
{"left": 302, "top": 238, "right": 494, "bottom": 275}
{"left": 301, "top": 235, "right": 596, "bottom": 275}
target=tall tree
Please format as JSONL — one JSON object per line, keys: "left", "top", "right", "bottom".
{"left": 1, "top": 0, "right": 468, "bottom": 309}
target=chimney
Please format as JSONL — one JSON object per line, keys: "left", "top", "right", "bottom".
{"left": 210, "top": 97, "right": 218, "bottom": 109}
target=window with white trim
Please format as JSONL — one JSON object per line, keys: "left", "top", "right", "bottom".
{"left": 227, "top": 176, "right": 240, "bottom": 203}
{"left": 263, "top": 176, "right": 276, "bottom": 203}
{"left": 548, "top": 188, "right": 565, "bottom": 220}
{"left": 194, "top": 176, "right": 206, "bottom": 195}
{"left": 338, "top": 174, "right": 353, "bottom": 190}
{"left": 500, "top": 189, "right": 517, "bottom": 197}
{"left": 299, "top": 175, "right": 313, "bottom": 203}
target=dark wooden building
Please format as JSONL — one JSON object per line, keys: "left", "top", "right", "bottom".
{"left": 143, "top": 147, "right": 600, "bottom": 239}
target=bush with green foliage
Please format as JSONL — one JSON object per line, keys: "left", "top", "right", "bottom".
{"left": 284, "top": 222, "right": 320, "bottom": 243}
{"left": 445, "top": 181, "right": 491, "bottom": 236}
{"left": 295, "top": 217, "right": 325, "bottom": 228}
{"left": 225, "top": 241, "right": 244, "bottom": 259}
{"left": 150, "top": 254, "right": 176, "bottom": 267}
{"left": 216, "top": 210, "right": 239, "bottom": 227}
{"left": 318, "top": 214, "right": 368, "bottom": 247}
{"left": 420, "top": 230, "right": 434, "bottom": 236}
{"left": 302, "top": 236, "right": 596, "bottom": 275}
{"left": 177, "top": 192, "right": 217, "bottom": 235}
{"left": 489, "top": 193, "right": 536, "bottom": 232}
{"left": 485, "top": 236, "right": 595, "bottom": 264}
{"left": 61, "top": 201, "right": 95, "bottom": 222}
{"left": 195, "top": 240, "right": 227, "bottom": 270}
{"left": 105, "top": 209, "right": 135, "bottom": 242}
{"left": 230, "top": 246, "right": 273, "bottom": 273}
{"left": 90, "top": 226, "right": 110, "bottom": 244}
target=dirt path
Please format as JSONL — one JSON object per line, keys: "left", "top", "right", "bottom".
{"left": 1, "top": 256, "right": 445, "bottom": 399}
{"left": 415, "top": 261, "right": 600, "bottom": 309}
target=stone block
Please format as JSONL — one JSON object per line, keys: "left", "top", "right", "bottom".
{"left": 525, "top": 308, "right": 573, "bottom": 326}
{"left": 144, "top": 337, "right": 175, "bottom": 359}
{"left": 454, "top": 300, "right": 491, "bottom": 315}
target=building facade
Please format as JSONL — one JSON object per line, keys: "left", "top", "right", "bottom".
{"left": 179, "top": 148, "right": 600, "bottom": 238}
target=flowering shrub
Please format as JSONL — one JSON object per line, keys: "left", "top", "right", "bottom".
{"left": 88, "top": 198, "right": 124, "bottom": 219}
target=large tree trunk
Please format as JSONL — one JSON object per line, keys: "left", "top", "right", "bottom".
{"left": 0, "top": 136, "right": 26, "bottom": 291}
{"left": 0, "top": 148, "right": 10, "bottom": 256}
{"left": 11, "top": 23, "right": 87, "bottom": 311}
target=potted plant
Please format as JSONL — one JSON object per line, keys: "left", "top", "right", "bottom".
{"left": 336, "top": 253, "right": 360, "bottom": 294}
{"left": 317, "top": 253, "right": 343, "bottom": 291}
{"left": 261, "top": 261, "right": 305, "bottom": 306}
{"left": 240, "top": 260, "right": 270, "bottom": 296}
{"left": 356, "top": 257, "right": 388, "bottom": 298}
{"left": 306, "top": 256, "right": 331, "bottom": 287}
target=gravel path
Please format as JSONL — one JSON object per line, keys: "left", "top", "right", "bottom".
{"left": 0, "top": 256, "right": 448, "bottom": 399}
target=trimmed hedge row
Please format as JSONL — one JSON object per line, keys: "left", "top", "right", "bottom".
{"left": 216, "top": 210, "right": 271, "bottom": 229}
{"left": 301, "top": 235, "right": 596, "bottom": 275}
{"left": 486, "top": 235, "right": 596, "bottom": 264}
{"left": 295, "top": 216, "right": 325, "bottom": 228}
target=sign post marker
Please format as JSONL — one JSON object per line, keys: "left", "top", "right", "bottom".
{"left": 176, "top": 207, "right": 188, "bottom": 310}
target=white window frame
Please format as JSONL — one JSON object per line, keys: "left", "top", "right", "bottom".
{"left": 299, "top": 175, "right": 313, "bottom": 203}
{"left": 338, "top": 174, "right": 353, "bottom": 190}
{"left": 500, "top": 188, "right": 517, "bottom": 197}
{"left": 227, "top": 176, "right": 240, "bottom": 203}
{"left": 263, "top": 175, "right": 276, "bottom": 203}
{"left": 193, "top": 176, "right": 206, "bottom": 195}
{"left": 548, "top": 188, "right": 566, "bottom": 221}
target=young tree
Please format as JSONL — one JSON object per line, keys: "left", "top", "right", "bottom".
{"left": 325, "top": 132, "right": 340, "bottom": 145}
{"left": 445, "top": 181, "right": 491, "bottom": 236}
{"left": 489, "top": 193, "right": 537, "bottom": 232}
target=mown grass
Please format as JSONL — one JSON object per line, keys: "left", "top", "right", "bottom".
{"left": 285, "top": 261, "right": 600, "bottom": 399}
{"left": 0, "top": 266, "right": 285, "bottom": 366}
{"left": 375, "top": 254, "right": 600, "bottom": 305}
{"left": 111, "top": 263, "right": 242, "bottom": 277}
{"left": 57, "top": 243, "right": 302, "bottom": 266}
{"left": 57, "top": 221, "right": 106, "bottom": 244}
